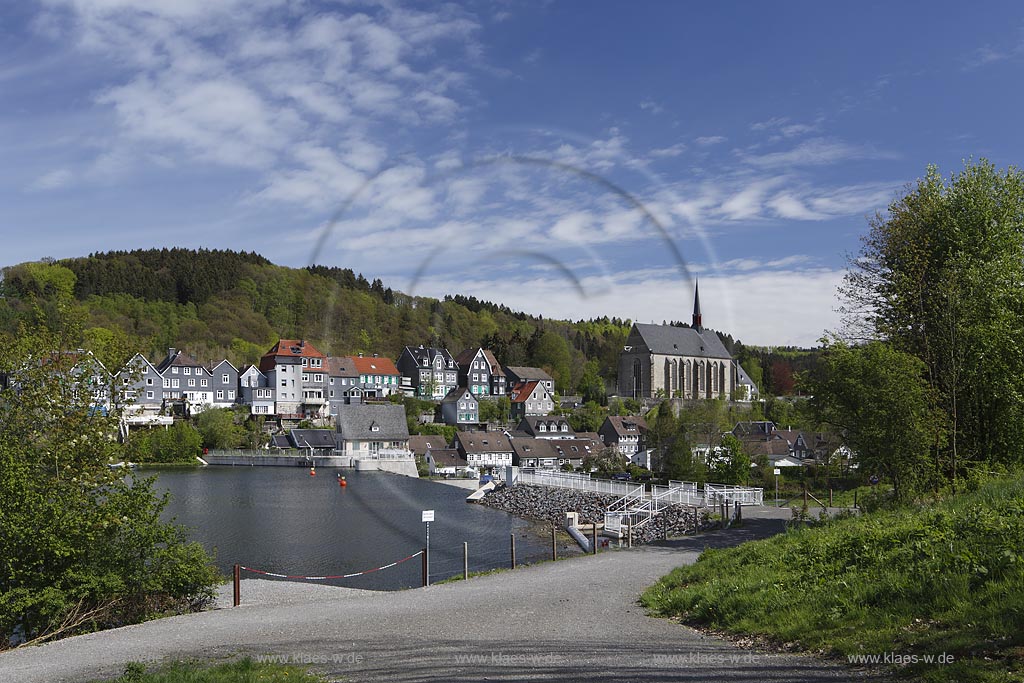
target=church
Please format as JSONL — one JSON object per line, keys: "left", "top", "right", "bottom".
{"left": 616, "top": 282, "right": 741, "bottom": 400}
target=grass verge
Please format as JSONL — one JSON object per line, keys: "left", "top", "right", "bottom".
{"left": 98, "top": 658, "right": 330, "bottom": 683}
{"left": 641, "top": 476, "right": 1024, "bottom": 682}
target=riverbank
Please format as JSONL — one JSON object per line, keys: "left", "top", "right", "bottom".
{"left": 0, "top": 513, "right": 860, "bottom": 683}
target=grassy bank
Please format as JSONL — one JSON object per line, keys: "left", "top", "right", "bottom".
{"left": 99, "top": 658, "right": 328, "bottom": 683}
{"left": 641, "top": 476, "right": 1024, "bottom": 682}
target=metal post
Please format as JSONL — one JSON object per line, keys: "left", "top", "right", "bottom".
{"left": 510, "top": 533, "right": 516, "bottom": 569}
{"left": 803, "top": 486, "right": 808, "bottom": 507}
{"left": 591, "top": 523, "right": 597, "bottom": 555}
{"left": 463, "top": 542, "right": 469, "bottom": 580}
{"left": 829, "top": 488, "right": 833, "bottom": 507}
{"left": 425, "top": 521, "right": 430, "bottom": 586}
{"left": 627, "top": 519, "right": 633, "bottom": 548}
{"left": 551, "top": 527, "right": 557, "bottom": 561}
{"left": 233, "top": 563, "right": 240, "bottom": 607}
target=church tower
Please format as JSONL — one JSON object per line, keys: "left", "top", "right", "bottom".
{"left": 691, "top": 279, "right": 703, "bottom": 332}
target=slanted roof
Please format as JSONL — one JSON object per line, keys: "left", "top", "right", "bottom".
{"left": 630, "top": 323, "right": 732, "bottom": 360}
{"left": 441, "top": 387, "right": 475, "bottom": 404}
{"left": 510, "top": 437, "right": 558, "bottom": 460}
{"left": 517, "top": 415, "right": 575, "bottom": 437}
{"left": 349, "top": 355, "right": 400, "bottom": 376}
{"left": 327, "top": 356, "right": 358, "bottom": 378}
{"left": 482, "top": 350, "right": 504, "bottom": 376}
{"left": 604, "top": 415, "right": 648, "bottom": 437}
{"left": 271, "top": 434, "right": 293, "bottom": 449}
{"left": 505, "top": 366, "right": 553, "bottom": 382}
{"left": 156, "top": 348, "right": 203, "bottom": 373}
{"left": 733, "top": 421, "right": 778, "bottom": 440}
{"left": 335, "top": 404, "right": 410, "bottom": 441}
{"left": 550, "top": 438, "right": 598, "bottom": 460}
{"left": 429, "top": 449, "right": 468, "bottom": 468}
{"left": 455, "top": 431, "right": 512, "bottom": 454}
{"left": 409, "top": 435, "right": 450, "bottom": 457}
{"left": 454, "top": 347, "right": 484, "bottom": 366}
{"left": 290, "top": 429, "right": 337, "bottom": 449}
{"left": 510, "top": 380, "right": 542, "bottom": 403}
{"left": 259, "top": 339, "right": 326, "bottom": 372}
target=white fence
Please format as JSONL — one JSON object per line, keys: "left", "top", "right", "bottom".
{"left": 517, "top": 468, "right": 641, "bottom": 496}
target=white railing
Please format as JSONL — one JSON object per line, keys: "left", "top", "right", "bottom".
{"left": 705, "top": 483, "right": 764, "bottom": 506}
{"left": 517, "top": 468, "right": 641, "bottom": 496}
{"left": 368, "top": 448, "right": 415, "bottom": 460}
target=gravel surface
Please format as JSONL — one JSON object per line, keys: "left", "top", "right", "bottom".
{"left": 0, "top": 508, "right": 876, "bottom": 683}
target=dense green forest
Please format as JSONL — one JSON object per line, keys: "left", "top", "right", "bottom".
{"left": 0, "top": 248, "right": 808, "bottom": 399}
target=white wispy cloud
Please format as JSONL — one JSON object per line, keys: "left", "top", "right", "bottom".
{"left": 695, "top": 135, "right": 727, "bottom": 146}
{"left": 741, "top": 137, "right": 896, "bottom": 168}
{"left": 28, "top": 168, "right": 73, "bottom": 191}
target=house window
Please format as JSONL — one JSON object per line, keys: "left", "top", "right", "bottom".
{"left": 123, "top": 377, "right": 130, "bottom": 385}
{"left": 201, "top": 379, "right": 208, "bottom": 387}
{"left": 172, "top": 367, "right": 178, "bottom": 374}
{"left": 146, "top": 391, "right": 154, "bottom": 399}
{"left": 281, "top": 379, "right": 287, "bottom": 387}
{"left": 302, "top": 358, "right": 308, "bottom": 366}
{"left": 217, "top": 390, "right": 224, "bottom": 399}
{"left": 228, "top": 390, "right": 235, "bottom": 399}
{"left": 163, "top": 379, "right": 170, "bottom": 388}
{"left": 184, "top": 367, "right": 190, "bottom": 375}
{"left": 222, "top": 373, "right": 229, "bottom": 383}
{"left": 314, "top": 374, "right": 323, "bottom": 383}
{"left": 188, "top": 378, "right": 196, "bottom": 387}
{"left": 146, "top": 378, "right": 153, "bottom": 386}
{"left": 171, "top": 379, "right": 179, "bottom": 388}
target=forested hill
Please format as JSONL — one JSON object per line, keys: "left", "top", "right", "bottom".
{"left": 0, "top": 248, "right": 808, "bottom": 397}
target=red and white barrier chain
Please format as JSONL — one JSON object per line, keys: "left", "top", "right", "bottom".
{"left": 239, "top": 549, "right": 423, "bottom": 581}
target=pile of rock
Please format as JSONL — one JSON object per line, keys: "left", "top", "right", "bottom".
{"left": 479, "top": 484, "right": 711, "bottom": 545}
{"left": 627, "top": 504, "right": 709, "bottom": 544}
{"left": 479, "top": 484, "right": 618, "bottom": 526}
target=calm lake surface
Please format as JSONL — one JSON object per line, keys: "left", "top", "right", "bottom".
{"left": 143, "top": 467, "right": 552, "bottom": 589}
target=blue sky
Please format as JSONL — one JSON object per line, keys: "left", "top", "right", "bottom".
{"left": 3, "top": 1, "right": 1024, "bottom": 346}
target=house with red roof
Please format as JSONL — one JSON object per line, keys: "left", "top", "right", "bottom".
{"left": 259, "top": 339, "right": 329, "bottom": 420}
{"left": 509, "top": 380, "right": 554, "bottom": 421}
{"left": 348, "top": 353, "right": 401, "bottom": 397}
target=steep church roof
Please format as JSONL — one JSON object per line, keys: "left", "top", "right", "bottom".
{"left": 630, "top": 323, "right": 732, "bottom": 359}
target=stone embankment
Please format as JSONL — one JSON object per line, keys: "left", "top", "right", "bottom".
{"left": 479, "top": 484, "right": 708, "bottom": 543}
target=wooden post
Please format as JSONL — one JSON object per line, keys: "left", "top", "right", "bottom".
{"left": 854, "top": 490, "right": 858, "bottom": 510}
{"left": 510, "top": 533, "right": 516, "bottom": 569}
{"left": 463, "top": 542, "right": 469, "bottom": 580}
{"left": 422, "top": 548, "right": 428, "bottom": 587}
{"left": 591, "top": 523, "right": 597, "bottom": 555}
{"left": 233, "top": 563, "right": 240, "bottom": 607}
{"left": 803, "top": 486, "right": 808, "bottom": 507}
{"left": 829, "top": 488, "right": 834, "bottom": 508}
{"left": 551, "top": 527, "right": 557, "bottom": 561}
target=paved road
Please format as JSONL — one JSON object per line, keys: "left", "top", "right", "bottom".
{"left": 0, "top": 511, "right": 873, "bottom": 682}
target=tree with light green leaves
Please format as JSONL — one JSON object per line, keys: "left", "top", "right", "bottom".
{"left": 0, "top": 315, "right": 218, "bottom": 647}
{"left": 807, "top": 340, "right": 941, "bottom": 502}
{"left": 840, "top": 159, "right": 1024, "bottom": 486}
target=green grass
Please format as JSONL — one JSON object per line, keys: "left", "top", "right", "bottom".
{"left": 642, "top": 475, "right": 1024, "bottom": 682}
{"left": 98, "top": 658, "right": 331, "bottom": 683}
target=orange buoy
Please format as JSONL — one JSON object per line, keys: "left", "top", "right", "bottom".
{"left": 339, "top": 476, "right": 347, "bottom": 487}
{"left": 310, "top": 467, "right": 316, "bottom": 476}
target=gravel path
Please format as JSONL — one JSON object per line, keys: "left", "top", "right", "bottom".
{"left": 0, "top": 509, "right": 875, "bottom": 682}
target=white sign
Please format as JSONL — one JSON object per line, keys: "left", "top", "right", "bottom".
{"left": 421, "top": 510, "right": 434, "bottom": 523}
{"left": 773, "top": 468, "right": 781, "bottom": 476}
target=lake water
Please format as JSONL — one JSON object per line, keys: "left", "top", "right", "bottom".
{"left": 143, "top": 467, "right": 553, "bottom": 589}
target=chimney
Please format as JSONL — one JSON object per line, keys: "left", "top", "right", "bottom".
{"left": 358, "top": 352, "right": 363, "bottom": 358}
{"left": 300, "top": 340, "right": 305, "bottom": 349}
{"left": 373, "top": 353, "right": 378, "bottom": 358}
{"left": 168, "top": 347, "right": 176, "bottom": 360}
